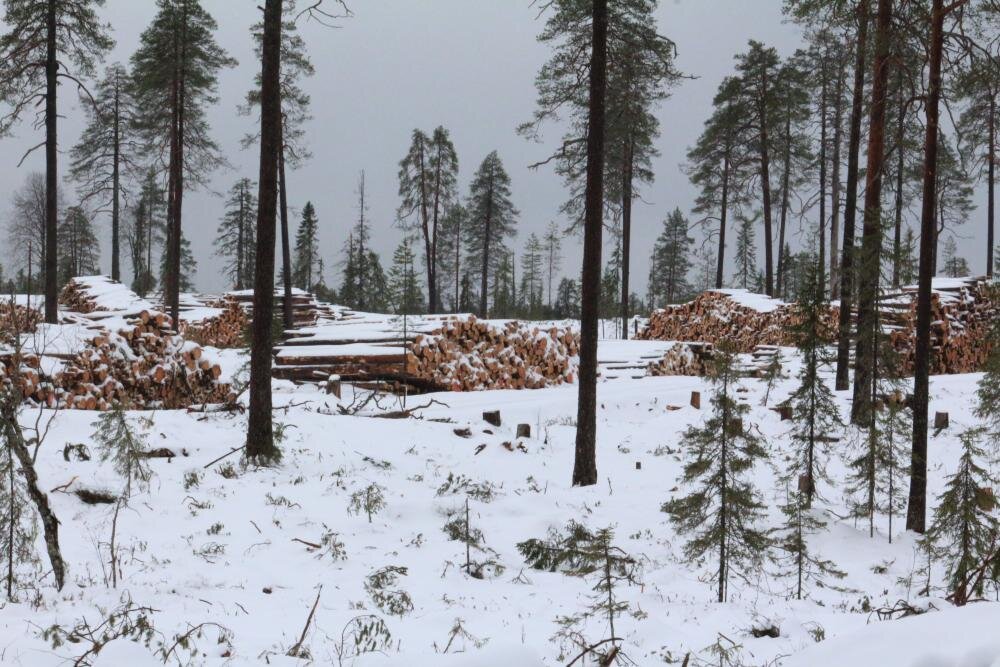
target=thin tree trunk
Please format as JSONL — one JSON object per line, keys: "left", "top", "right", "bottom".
{"left": 836, "top": 0, "right": 870, "bottom": 391}
{"left": 111, "top": 75, "right": 121, "bottom": 283}
{"left": 279, "top": 133, "right": 293, "bottom": 331}
{"left": 236, "top": 181, "right": 245, "bottom": 290}
{"left": 417, "top": 143, "right": 435, "bottom": 316}
{"left": 246, "top": 0, "right": 283, "bottom": 463}
{"left": 44, "top": 0, "right": 58, "bottom": 323}
{"left": 777, "top": 112, "right": 792, "bottom": 297}
{"left": 572, "top": 0, "right": 608, "bottom": 488}
{"left": 431, "top": 153, "right": 443, "bottom": 314}
{"left": 909, "top": 0, "right": 947, "bottom": 535}
{"left": 989, "top": 97, "right": 996, "bottom": 277}
{"left": 831, "top": 60, "right": 845, "bottom": 298}
{"left": 716, "top": 147, "right": 731, "bottom": 289}
{"left": 851, "top": 0, "right": 893, "bottom": 425}
{"left": 892, "top": 74, "right": 906, "bottom": 288}
{"left": 479, "top": 179, "right": 494, "bottom": 318}
{"left": 759, "top": 72, "right": 775, "bottom": 297}
{"left": 620, "top": 138, "right": 633, "bottom": 339}
{"left": 818, "top": 68, "right": 829, "bottom": 290}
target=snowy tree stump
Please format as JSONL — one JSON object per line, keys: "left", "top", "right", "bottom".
{"left": 483, "top": 411, "right": 502, "bottom": 427}
{"left": 516, "top": 424, "right": 531, "bottom": 438}
{"left": 934, "top": 411, "right": 949, "bottom": 430}
{"left": 690, "top": 391, "right": 701, "bottom": 409}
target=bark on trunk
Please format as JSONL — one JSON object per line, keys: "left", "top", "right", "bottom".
{"left": 716, "top": 147, "right": 731, "bottom": 290}
{"left": 620, "top": 138, "right": 634, "bottom": 339}
{"left": 111, "top": 74, "right": 121, "bottom": 283}
{"left": 989, "top": 97, "right": 996, "bottom": 277}
{"left": 909, "top": 0, "right": 946, "bottom": 535}
{"left": 851, "top": 0, "right": 893, "bottom": 425}
{"left": 758, "top": 74, "right": 775, "bottom": 297}
{"left": 572, "top": 0, "right": 608, "bottom": 488}
{"left": 892, "top": 74, "right": 906, "bottom": 288}
{"left": 478, "top": 179, "right": 494, "bottom": 318}
{"left": 246, "top": 0, "right": 283, "bottom": 463}
{"left": 278, "top": 132, "right": 293, "bottom": 331}
{"left": 831, "top": 62, "right": 845, "bottom": 298}
{"left": 818, "top": 69, "right": 828, "bottom": 290}
{"left": 44, "top": 0, "right": 58, "bottom": 324}
{"left": 777, "top": 113, "right": 792, "bottom": 297}
{"left": 835, "top": 0, "right": 870, "bottom": 391}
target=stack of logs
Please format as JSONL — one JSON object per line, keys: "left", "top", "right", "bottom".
{"left": 1, "top": 310, "right": 231, "bottom": 410}
{"left": 646, "top": 342, "right": 718, "bottom": 377}
{"left": 184, "top": 298, "right": 249, "bottom": 349}
{"left": 408, "top": 317, "right": 579, "bottom": 391}
{"left": 59, "top": 279, "right": 103, "bottom": 313}
{"left": 639, "top": 291, "right": 838, "bottom": 353}
{"left": 0, "top": 302, "right": 42, "bottom": 344}
{"left": 226, "top": 290, "right": 320, "bottom": 329}
{"left": 639, "top": 281, "right": 995, "bottom": 376}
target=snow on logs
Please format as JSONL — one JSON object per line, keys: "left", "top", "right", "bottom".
{"left": 638, "top": 279, "right": 997, "bottom": 376}
{"left": 183, "top": 298, "right": 249, "bottom": 349}
{"left": 408, "top": 317, "right": 579, "bottom": 391}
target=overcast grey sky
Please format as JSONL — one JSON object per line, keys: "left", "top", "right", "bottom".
{"left": 0, "top": 1, "right": 989, "bottom": 295}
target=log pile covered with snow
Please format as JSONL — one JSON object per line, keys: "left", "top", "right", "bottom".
{"left": 182, "top": 297, "right": 249, "bottom": 349}
{"left": 646, "top": 341, "right": 718, "bottom": 377}
{"left": 639, "top": 280, "right": 995, "bottom": 375}
{"left": 408, "top": 317, "right": 579, "bottom": 391}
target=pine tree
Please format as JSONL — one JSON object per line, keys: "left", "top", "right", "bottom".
{"left": 397, "top": 127, "right": 460, "bottom": 314}
{"left": 242, "top": 0, "right": 315, "bottom": 327}
{"left": 519, "top": 0, "right": 681, "bottom": 338}
{"left": 387, "top": 238, "right": 424, "bottom": 315}
{"left": 214, "top": 179, "right": 258, "bottom": 290}
{"left": 600, "top": 231, "right": 622, "bottom": 321}
{"left": 542, "top": 222, "right": 563, "bottom": 310}
{"left": 130, "top": 0, "right": 235, "bottom": 326}
{"left": 436, "top": 204, "right": 466, "bottom": 312}
{"left": 777, "top": 483, "right": 845, "bottom": 601}
{"left": 464, "top": 151, "right": 518, "bottom": 317}
{"left": 292, "top": 202, "right": 320, "bottom": 291}
{"left": 897, "top": 226, "right": 918, "bottom": 285}
{"left": 733, "top": 41, "right": 782, "bottom": 296}
{"left": 490, "top": 249, "right": 517, "bottom": 319}
{"left": 351, "top": 171, "right": 374, "bottom": 311}
{"left": 663, "top": 347, "right": 770, "bottom": 602}
{"left": 0, "top": 0, "right": 113, "bottom": 323}
{"left": 6, "top": 173, "right": 58, "bottom": 289}
{"left": 647, "top": 208, "right": 693, "bottom": 308}
{"left": 787, "top": 263, "right": 842, "bottom": 507}
{"left": 687, "top": 76, "right": 754, "bottom": 291}
{"left": 69, "top": 63, "right": 139, "bottom": 283}
{"left": 58, "top": 206, "right": 100, "bottom": 285}
{"left": 941, "top": 237, "right": 970, "bottom": 278}
{"left": 553, "top": 277, "right": 581, "bottom": 319}
{"left": 732, "top": 213, "right": 758, "bottom": 289}
{"left": 925, "top": 428, "right": 998, "bottom": 606}
{"left": 159, "top": 228, "right": 196, "bottom": 292}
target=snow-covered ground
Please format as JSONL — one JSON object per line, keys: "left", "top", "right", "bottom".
{"left": 0, "top": 340, "right": 993, "bottom": 666}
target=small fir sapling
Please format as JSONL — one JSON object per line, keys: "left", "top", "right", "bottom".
{"left": 760, "top": 350, "right": 783, "bottom": 406}
{"left": 334, "top": 615, "right": 393, "bottom": 666}
{"left": 92, "top": 406, "right": 154, "bottom": 500}
{"left": 662, "top": 345, "right": 771, "bottom": 602}
{"left": 924, "top": 427, "right": 999, "bottom": 606}
{"left": 776, "top": 483, "right": 846, "bottom": 601}
{"left": 0, "top": 434, "right": 40, "bottom": 601}
{"left": 365, "top": 565, "right": 413, "bottom": 616}
{"left": 348, "top": 483, "right": 387, "bottom": 523}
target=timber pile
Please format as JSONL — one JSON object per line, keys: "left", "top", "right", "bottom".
{"left": 639, "top": 279, "right": 996, "bottom": 375}
{"left": 883, "top": 278, "right": 998, "bottom": 375}
{"left": 646, "top": 342, "right": 717, "bottom": 377}
{"left": 226, "top": 289, "right": 323, "bottom": 330}
{"left": 638, "top": 290, "right": 838, "bottom": 353}
{"left": 0, "top": 310, "right": 231, "bottom": 410}
{"left": 407, "top": 317, "right": 579, "bottom": 391}
{"left": 59, "top": 275, "right": 155, "bottom": 316}
{"left": 183, "top": 297, "right": 249, "bottom": 349}
{"left": 0, "top": 302, "right": 42, "bottom": 344}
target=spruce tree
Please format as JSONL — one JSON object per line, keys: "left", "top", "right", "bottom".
{"left": 214, "top": 179, "right": 258, "bottom": 290}
{"left": 387, "top": 238, "right": 424, "bottom": 315}
{"left": 436, "top": 204, "right": 466, "bottom": 312}
{"left": 925, "top": 427, "right": 998, "bottom": 606}
{"left": 554, "top": 277, "right": 581, "bottom": 319}
{"left": 542, "top": 221, "right": 563, "bottom": 310}
{"left": 292, "top": 202, "right": 320, "bottom": 291}
{"left": 464, "top": 151, "right": 518, "bottom": 317}
{"left": 130, "top": 0, "right": 235, "bottom": 326}
{"left": 662, "top": 346, "right": 771, "bottom": 602}
{"left": 159, "top": 229, "right": 197, "bottom": 293}
{"left": 941, "top": 237, "right": 970, "bottom": 278}
{"left": 0, "top": 0, "right": 113, "bottom": 323}
{"left": 787, "top": 263, "right": 842, "bottom": 507}
{"left": 897, "top": 227, "right": 918, "bottom": 285}
{"left": 69, "top": 63, "right": 140, "bottom": 284}
{"left": 777, "top": 483, "right": 845, "bottom": 601}
{"left": 646, "top": 207, "right": 693, "bottom": 308}
{"left": 125, "top": 169, "right": 165, "bottom": 297}
{"left": 732, "top": 213, "right": 758, "bottom": 290}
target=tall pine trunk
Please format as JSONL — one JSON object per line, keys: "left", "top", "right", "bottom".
{"left": 909, "top": 0, "right": 946, "bottom": 534}
{"left": 835, "top": 0, "right": 870, "bottom": 391}
{"left": 818, "top": 69, "right": 828, "bottom": 290}
{"left": 892, "top": 73, "right": 906, "bottom": 288}
{"left": 278, "top": 130, "right": 293, "bottom": 330}
{"left": 989, "top": 97, "right": 996, "bottom": 277}
{"left": 758, "top": 75, "right": 775, "bottom": 297}
{"left": 620, "top": 138, "right": 634, "bottom": 339}
{"left": 478, "top": 181, "right": 494, "bottom": 318}
{"left": 777, "top": 113, "right": 792, "bottom": 297}
{"left": 236, "top": 181, "right": 245, "bottom": 290}
{"left": 246, "top": 0, "right": 283, "bottom": 463}
{"left": 431, "top": 157, "right": 443, "bottom": 314}
{"left": 572, "top": 0, "right": 608, "bottom": 488}
{"left": 44, "top": 0, "right": 58, "bottom": 323}
{"left": 851, "top": 0, "right": 893, "bottom": 425}
{"left": 831, "top": 64, "right": 845, "bottom": 298}
{"left": 716, "top": 144, "right": 731, "bottom": 290}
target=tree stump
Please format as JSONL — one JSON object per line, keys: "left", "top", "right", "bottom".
{"left": 934, "top": 411, "right": 949, "bottom": 430}
{"left": 516, "top": 423, "right": 531, "bottom": 439}
{"left": 483, "top": 410, "right": 502, "bottom": 427}
{"left": 690, "top": 391, "right": 701, "bottom": 410}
